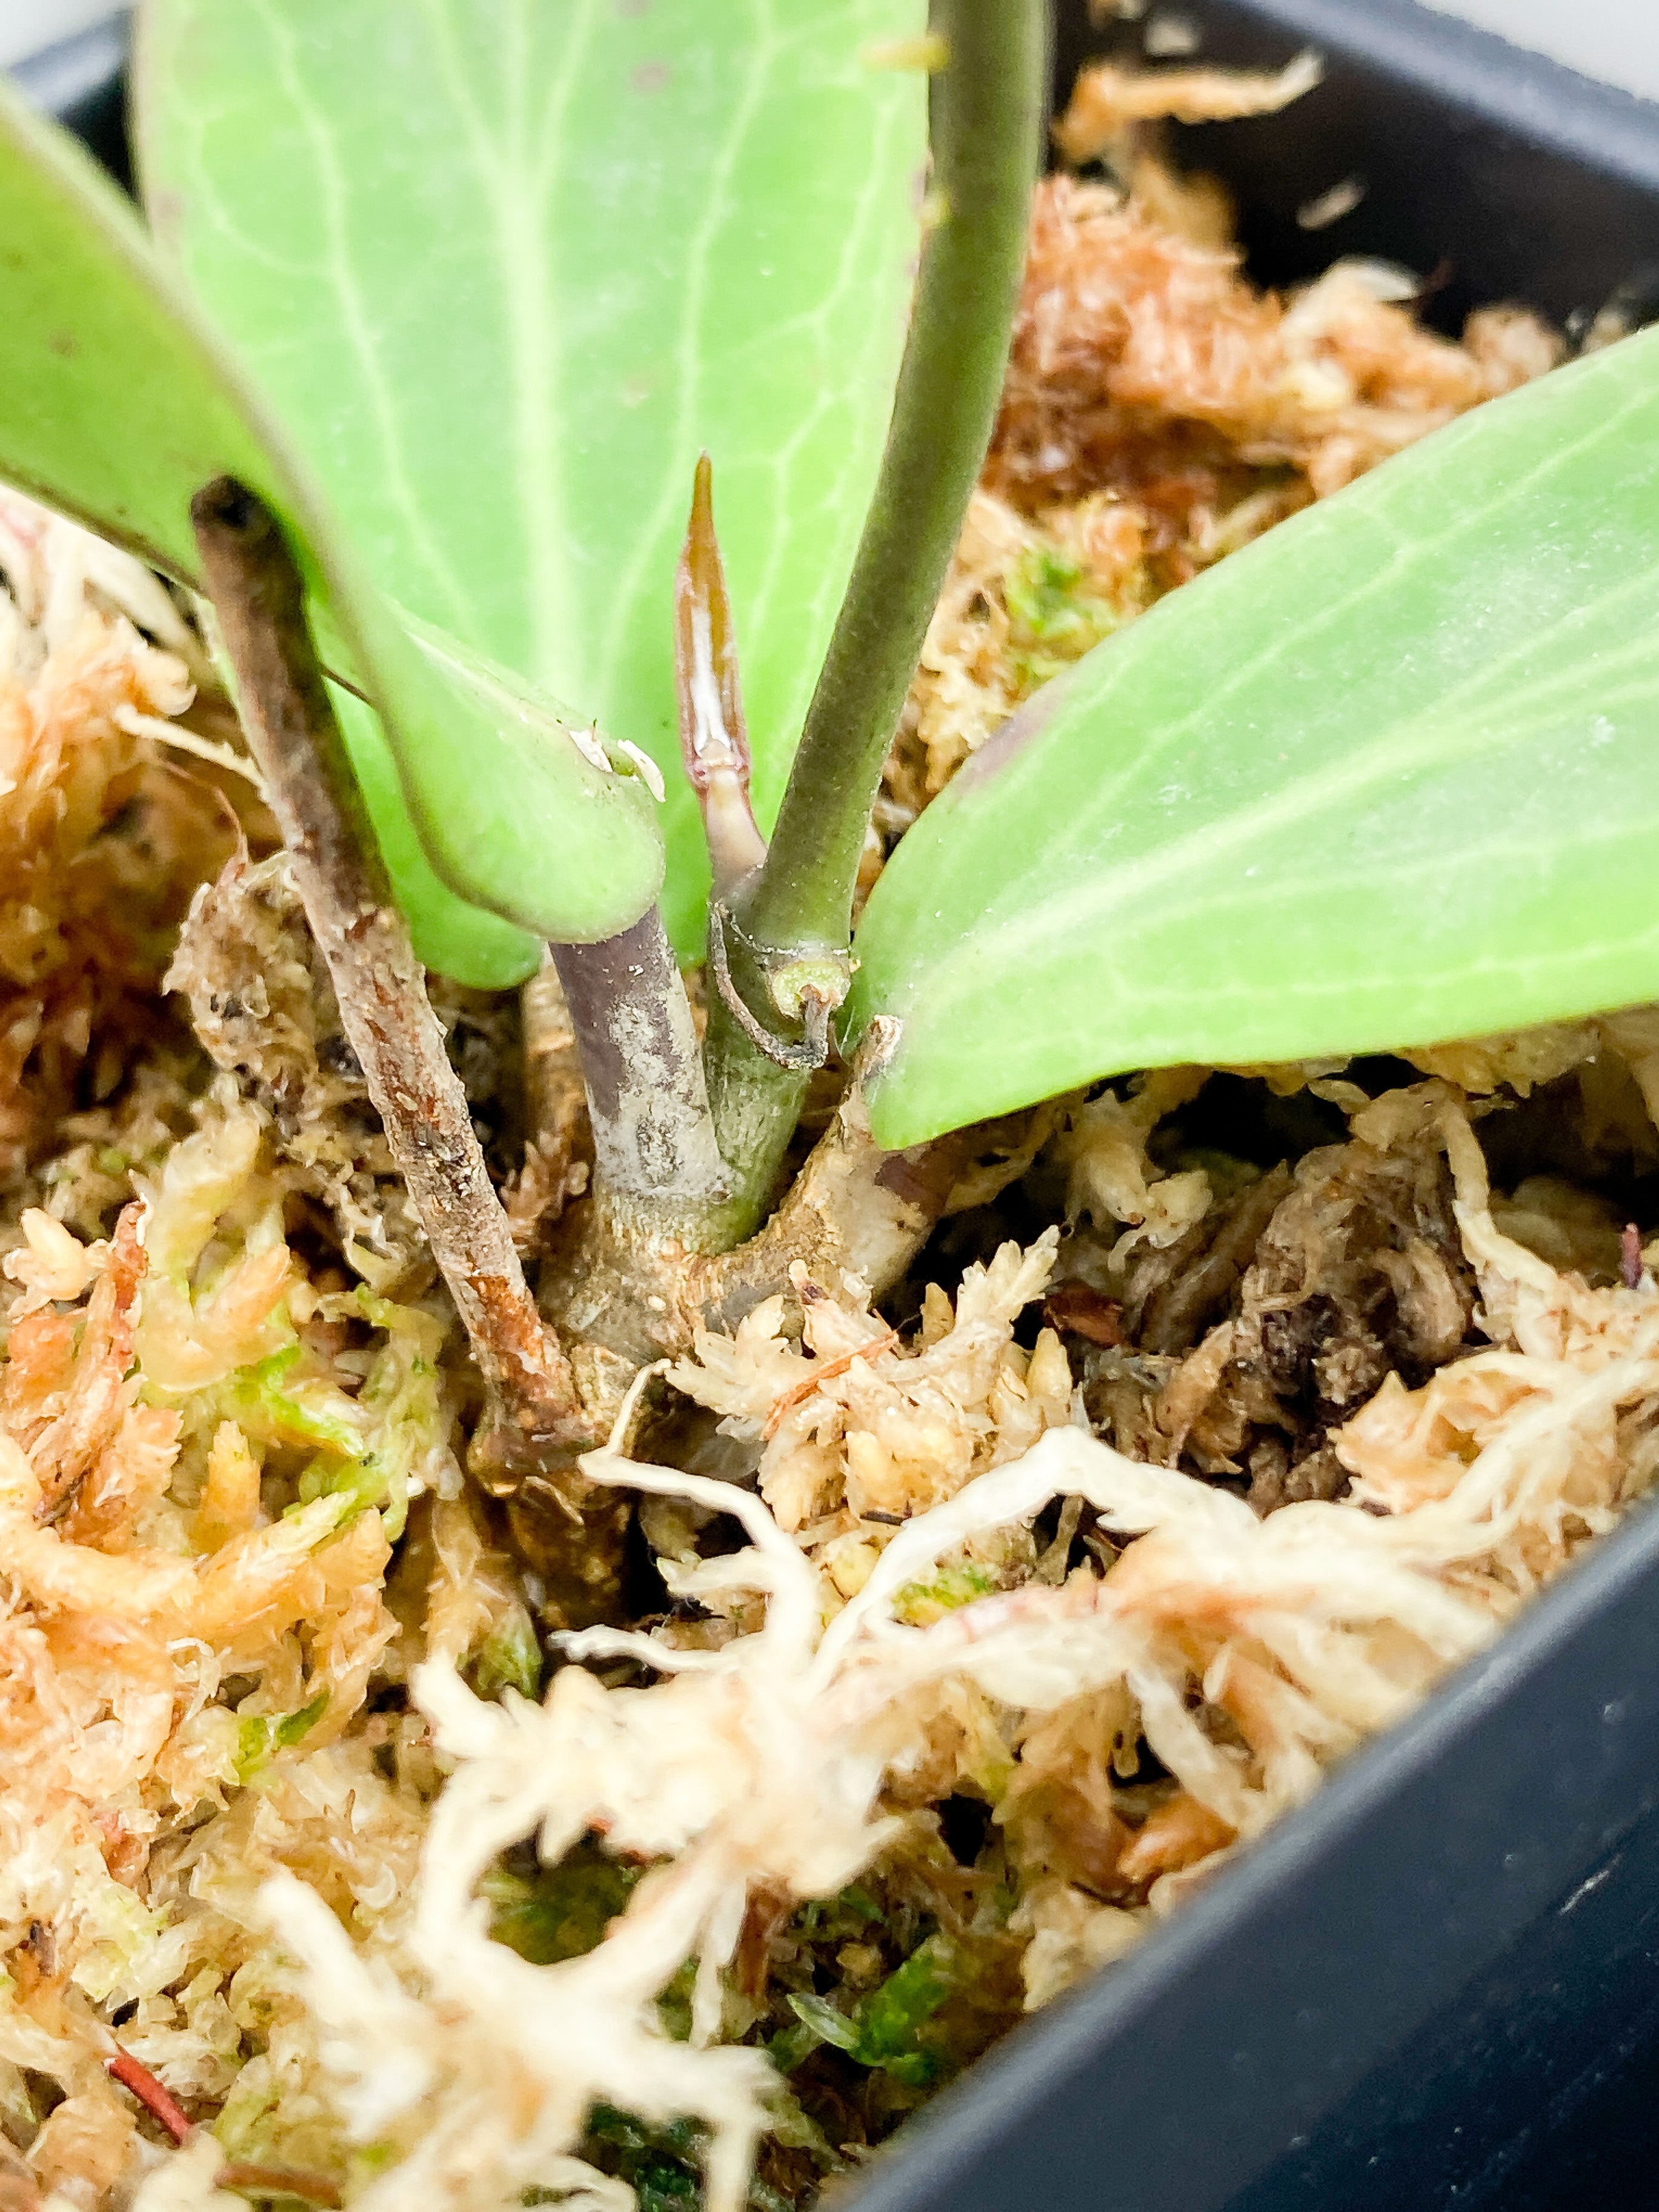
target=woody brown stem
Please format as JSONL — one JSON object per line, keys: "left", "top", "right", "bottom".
{"left": 508, "top": 957, "right": 594, "bottom": 1258}
{"left": 190, "top": 479, "right": 597, "bottom": 1501}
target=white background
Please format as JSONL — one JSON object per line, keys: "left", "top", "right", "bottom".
{"left": 0, "top": 0, "right": 111, "bottom": 69}
{"left": 1, "top": 0, "right": 1657, "bottom": 96}
{"left": 1421, "top": 0, "right": 1659, "bottom": 104}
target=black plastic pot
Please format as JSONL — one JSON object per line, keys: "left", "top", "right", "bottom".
{"left": 12, "top": 5, "right": 1659, "bottom": 2207}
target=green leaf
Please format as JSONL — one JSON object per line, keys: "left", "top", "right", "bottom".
{"left": 0, "top": 80, "right": 663, "bottom": 978}
{"left": 784, "top": 1991, "right": 861, "bottom": 2053}
{"left": 847, "top": 1930, "right": 958, "bottom": 2073}
{"left": 135, "top": 0, "right": 928, "bottom": 952}
{"left": 851, "top": 328, "right": 1659, "bottom": 1146}
{"left": 781, "top": 1932, "right": 961, "bottom": 2082}
{"left": 330, "top": 686, "right": 540, "bottom": 988}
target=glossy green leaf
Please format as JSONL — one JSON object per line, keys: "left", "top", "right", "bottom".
{"left": 135, "top": 0, "right": 927, "bottom": 952}
{"left": 850, "top": 327, "right": 1659, "bottom": 1148}
{"left": 0, "top": 80, "right": 664, "bottom": 981}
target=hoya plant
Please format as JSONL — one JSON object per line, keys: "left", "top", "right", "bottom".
{"left": 3, "top": 0, "right": 1658, "bottom": 1640}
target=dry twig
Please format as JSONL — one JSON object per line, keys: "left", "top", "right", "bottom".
{"left": 190, "top": 481, "right": 623, "bottom": 1617}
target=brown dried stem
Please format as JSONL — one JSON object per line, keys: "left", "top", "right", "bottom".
{"left": 508, "top": 957, "right": 594, "bottom": 1257}
{"left": 189, "top": 480, "right": 594, "bottom": 1496}
{"left": 674, "top": 454, "right": 766, "bottom": 900}
{"left": 107, "top": 2045, "right": 193, "bottom": 2143}
{"left": 218, "top": 2164, "right": 344, "bottom": 2208}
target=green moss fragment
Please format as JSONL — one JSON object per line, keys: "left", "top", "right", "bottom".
{"left": 1004, "top": 542, "right": 1119, "bottom": 686}
{"left": 848, "top": 1932, "right": 959, "bottom": 2082}
{"left": 471, "top": 1601, "right": 543, "bottom": 1701}
{"left": 481, "top": 1840, "right": 642, "bottom": 1967}
{"left": 578, "top": 2105, "right": 794, "bottom": 2212}
{"left": 224, "top": 1292, "right": 450, "bottom": 1540}
{"left": 783, "top": 1992, "right": 860, "bottom": 2054}
{"left": 793, "top": 1884, "right": 882, "bottom": 1941}
{"left": 779, "top": 1930, "right": 963, "bottom": 2087}
{"left": 218, "top": 1344, "right": 364, "bottom": 1458}
{"left": 891, "top": 1561, "right": 997, "bottom": 1627}
{"left": 234, "top": 1690, "right": 328, "bottom": 1782}
{"left": 296, "top": 1451, "right": 388, "bottom": 1520}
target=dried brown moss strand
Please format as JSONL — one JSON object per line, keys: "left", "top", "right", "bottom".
{"left": 107, "top": 2045, "right": 193, "bottom": 2144}
{"left": 188, "top": 477, "right": 587, "bottom": 1467}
